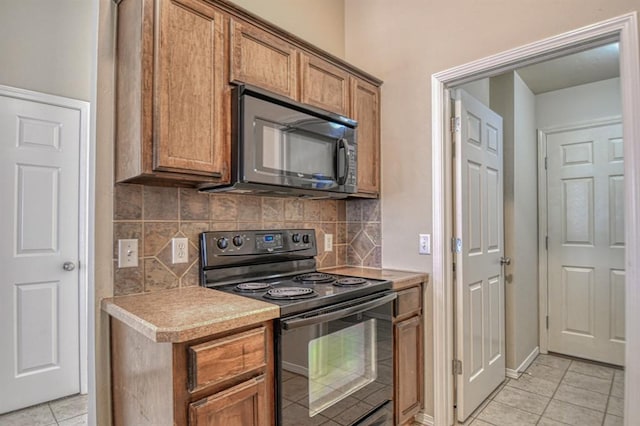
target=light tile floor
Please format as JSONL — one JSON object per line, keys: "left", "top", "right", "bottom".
{"left": 0, "top": 394, "right": 87, "bottom": 426}
{"left": 459, "top": 353, "right": 624, "bottom": 426}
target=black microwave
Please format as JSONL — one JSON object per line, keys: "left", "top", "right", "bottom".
{"left": 200, "top": 85, "right": 357, "bottom": 198}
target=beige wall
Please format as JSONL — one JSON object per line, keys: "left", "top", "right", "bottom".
{"left": 0, "top": 0, "right": 93, "bottom": 100}
{"left": 344, "top": 0, "right": 639, "bottom": 273}
{"left": 344, "top": 0, "right": 639, "bottom": 419}
{"left": 230, "top": 0, "right": 345, "bottom": 58}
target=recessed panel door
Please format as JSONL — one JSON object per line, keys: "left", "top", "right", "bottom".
{"left": 0, "top": 92, "right": 80, "bottom": 413}
{"left": 454, "top": 89, "right": 505, "bottom": 422}
{"left": 546, "top": 122, "right": 625, "bottom": 366}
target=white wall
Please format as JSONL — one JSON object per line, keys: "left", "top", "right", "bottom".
{"left": 489, "top": 71, "right": 538, "bottom": 372}
{"left": 536, "top": 77, "right": 622, "bottom": 129}
{"left": 0, "top": 0, "right": 93, "bottom": 100}
{"left": 512, "top": 72, "right": 539, "bottom": 369}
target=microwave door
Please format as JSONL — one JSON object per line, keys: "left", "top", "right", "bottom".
{"left": 251, "top": 118, "right": 341, "bottom": 190}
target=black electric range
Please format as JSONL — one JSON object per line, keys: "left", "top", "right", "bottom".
{"left": 199, "top": 228, "right": 392, "bottom": 316}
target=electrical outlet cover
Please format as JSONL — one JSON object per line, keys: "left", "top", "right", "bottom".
{"left": 172, "top": 237, "right": 189, "bottom": 264}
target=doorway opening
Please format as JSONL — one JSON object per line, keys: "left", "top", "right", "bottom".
{"left": 431, "top": 13, "right": 640, "bottom": 426}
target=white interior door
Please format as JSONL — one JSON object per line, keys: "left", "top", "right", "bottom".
{"left": 0, "top": 90, "right": 81, "bottom": 413}
{"left": 546, "top": 121, "right": 625, "bottom": 366}
{"left": 454, "top": 89, "right": 505, "bottom": 422}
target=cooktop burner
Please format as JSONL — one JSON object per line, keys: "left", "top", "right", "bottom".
{"left": 264, "top": 287, "right": 318, "bottom": 300}
{"left": 234, "top": 282, "right": 272, "bottom": 292}
{"left": 334, "top": 277, "right": 367, "bottom": 287}
{"left": 293, "top": 272, "right": 336, "bottom": 284}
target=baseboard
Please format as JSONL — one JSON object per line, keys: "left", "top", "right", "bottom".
{"left": 414, "top": 412, "right": 434, "bottom": 426}
{"left": 506, "top": 346, "right": 539, "bottom": 379}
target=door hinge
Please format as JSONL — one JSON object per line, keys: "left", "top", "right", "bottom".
{"left": 453, "top": 359, "right": 462, "bottom": 375}
{"left": 544, "top": 157, "right": 548, "bottom": 170}
{"left": 546, "top": 315, "right": 549, "bottom": 329}
{"left": 545, "top": 236, "right": 548, "bottom": 250}
{"left": 452, "top": 262, "right": 456, "bottom": 273}
{"left": 451, "top": 237, "right": 462, "bottom": 254}
{"left": 450, "top": 116, "right": 461, "bottom": 133}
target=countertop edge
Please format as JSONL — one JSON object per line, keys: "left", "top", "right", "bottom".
{"left": 101, "top": 291, "right": 280, "bottom": 343}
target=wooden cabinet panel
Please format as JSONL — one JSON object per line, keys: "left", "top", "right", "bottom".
{"left": 394, "top": 315, "right": 423, "bottom": 426}
{"left": 395, "top": 286, "right": 422, "bottom": 320}
{"left": 230, "top": 19, "right": 298, "bottom": 99}
{"left": 350, "top": 77, "right": 380, "bottom": 197}
{"left": 189, "top": 376, "right": 267, "bottom": 426}
{"left": 300, "top": 53, "right": 350, "bottom": 116}
{"left": 115, "top": 0, "right": 230, "bottom": 186}
{"left": 188, "top": 326, "right": 266, "bottom": 392}
{"left": 155, "top": 0, "right": 229, "bottom": 178}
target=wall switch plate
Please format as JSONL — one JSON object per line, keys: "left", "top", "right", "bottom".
{"left": 324, "top": 233, "right": 333, "bottom": 252}
{"left": 118, "top": 239, "right": 138, "bottom": 268}
{"left": 172, "top": 237, "right": 189, "bottom": 264}
{"left": 419, "top": 234, "right": 431, "bottom": 255}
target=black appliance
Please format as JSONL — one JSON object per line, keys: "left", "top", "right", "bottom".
{"left": 199, "top": 85, "right": 358, "bottom": 199}
{"left": 200, "top": 229, "right": 395, "bottom": 425}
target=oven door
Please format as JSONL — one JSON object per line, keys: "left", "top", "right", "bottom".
{"left": 276, "top": 291, "right": 396, "bottom": 426}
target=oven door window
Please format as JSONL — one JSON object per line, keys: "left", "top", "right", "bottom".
{"left": 256, "top": 118, "right": 338, "bottom": 188}
{"left": 308, "top": 319, "right": 377, "bottom": 417}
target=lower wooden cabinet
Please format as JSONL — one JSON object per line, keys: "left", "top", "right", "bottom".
{"left": 393, "top": 283, "right": 424, "bottom": 425}
{"left": 111, "top": 320, "right": 274, "bottom": 426}
{"left": 189, "top": 376, "right": 267, "bottom": 426}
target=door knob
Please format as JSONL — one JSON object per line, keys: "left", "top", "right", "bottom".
{"left": 500, "top": 257, "right": 511, "bottom": 266}
{"left": 63, "top": 262, "right": 76, "bottom": 271}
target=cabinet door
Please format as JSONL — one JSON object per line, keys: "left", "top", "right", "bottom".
{"left": 350, "top": 77, "right": 380, "bottom": 196}
{"left": 394, "top": 315, "right": 423, "bottom": 426}
{"left": 189, "top": 376, "right": 268, "bottom": 426}
{"left": 155, "top": 0, "right": 229, "bottom": 179}
{"left": 230, "top": 19, "right": 298, "bottom": 99}
{"left": 300, "top": 53, "right": 350, "bottom": 116}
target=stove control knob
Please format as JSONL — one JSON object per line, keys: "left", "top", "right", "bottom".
{"left": 232, "top": 235, "right": 244, "bottom": 247}
{"left": 302, "top": 234, "right": 310, "bottom": 244}
{"left": 216, "top": 237, "right": 229, "bottom": 250}
{"left": 292, "top": 233, "right": 301, "bottom": 243}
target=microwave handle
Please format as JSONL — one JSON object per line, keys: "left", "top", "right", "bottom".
{"left": 336, "top": 138, "right": 350, "bottom": 185}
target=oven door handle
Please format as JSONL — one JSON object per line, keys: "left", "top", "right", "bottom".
{"left": 282, "top": 292, "right": 397, "bottom": 330}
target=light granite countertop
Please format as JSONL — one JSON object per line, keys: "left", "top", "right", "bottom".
{"left": 321, "top": 266, "right": 429, "bottom": 291}
{"left": 101, "top": 286, "right": 279, "bottom": 343}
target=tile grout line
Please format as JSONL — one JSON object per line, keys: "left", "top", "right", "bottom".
{"left": 601, "top": 371, "right": 616, "bottom": 426}
{"left": 534, "top": 358, "right": 571, "bottom": 425}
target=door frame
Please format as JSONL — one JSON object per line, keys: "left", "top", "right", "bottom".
{"left": 431, "top": 13, "right": 640, "bottom": 426}
{"left": 0, "top": 84, "right": 92, "bottom": 396}
{"left": 536, "top": 116, "right": 622, "bottom": 355}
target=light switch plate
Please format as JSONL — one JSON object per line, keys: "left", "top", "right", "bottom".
{"left": 118, "top": 239, "right": 138, "bottom": 268}
{"left": 419, "top": 234, "right": 431, "bottom": 255}
{"left": 172, "top": 237, "right": 189, "bottom": 264}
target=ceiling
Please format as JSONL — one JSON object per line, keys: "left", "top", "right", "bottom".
{"left": 517, "top": 43, "right": 620, "bottom": 94}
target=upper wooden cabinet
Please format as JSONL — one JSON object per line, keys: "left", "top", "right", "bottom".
{"left": 116, "top": 0, "right": 230, "bottom": 186}
{"left": 115, "top": 0, "right": 381, "bottom": 194}
{"left": 229, "top": 19, "right": 298, "bottom": 99}
{"left": 300, "top": 53, "right": 350, "bottom": 116}
{"left": 351, "top": 77, "right": 381, "bottom": 197}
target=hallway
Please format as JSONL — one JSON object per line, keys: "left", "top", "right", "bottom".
{"left": 462, "top": 354, "right": 624, "bottom": 425}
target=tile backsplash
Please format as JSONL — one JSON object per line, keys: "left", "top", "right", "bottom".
{"left": 113, "top": 184, "right": 381, "bottom": 296}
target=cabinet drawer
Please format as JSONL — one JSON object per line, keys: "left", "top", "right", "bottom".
{"left": 188, "top": 326, "right": 266, "bottom": 392}
{"left": 394, "top": 286, "right": 422, "bottom": 318}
